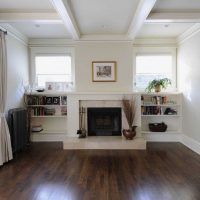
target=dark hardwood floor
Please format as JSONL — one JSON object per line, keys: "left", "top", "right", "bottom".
{"left": 0, "top": 142, "right": 200, "bottom": 200}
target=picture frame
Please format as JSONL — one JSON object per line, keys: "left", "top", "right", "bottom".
{"left": 45, "top": 97, "right": 53, "bottom": 105}
{"left": 92, "top": 61, "right": 116, "bottom": 82}
{"left": 52, "top": 97, "right": 60, "bottom": 105}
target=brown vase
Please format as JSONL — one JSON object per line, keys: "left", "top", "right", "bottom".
{"left": 122, "top": 126, "right": 137, "bottom": 140}
{"left": 155, "top": 85, "right": 161, "bottom": 92}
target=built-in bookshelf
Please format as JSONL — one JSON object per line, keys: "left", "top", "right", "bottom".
{"left": 140, "top": 93, "right": 182, "bottom": 136}
{"left": 25, "top": 93, "right": 67, "bottom": 138}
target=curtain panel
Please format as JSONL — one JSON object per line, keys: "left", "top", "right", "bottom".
{"left": 0, "top": 31, "right": 13, "bottom": 166}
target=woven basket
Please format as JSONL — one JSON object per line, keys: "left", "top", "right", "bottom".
{"left": 149, "top": 122, "right": 167, "bottom": 132}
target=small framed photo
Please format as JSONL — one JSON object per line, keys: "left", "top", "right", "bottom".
{"left": 61, "top": 96, "right": 67, "bottom": 105}
{"left": 92, "top": 61, "right": 116, "bottom": 82}
{"left": 45, "top": 97, "right": 53, "bottom": 105}
{"left": 53, "top": 97, "right": 60, "bottom": 105}
{"left": 46, "top": 82, "right": 55, "bottom": 91}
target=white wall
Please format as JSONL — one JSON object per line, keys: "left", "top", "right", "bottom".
{"left": 5, "top": 35, "right": 29, "bottom": 112}
{"left": 75, "top": 42, "right": 133, "bottom": 92}
{"left": 178, "top": 32, "right": 200, "bottom": 143}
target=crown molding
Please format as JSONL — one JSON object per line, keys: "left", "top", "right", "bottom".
{"left": 177, "top": 23, "right": 200, "bottom": 45}
{"left": 28, "top": 38, "right": 76, "bottom": 47}
{"left": 80, "top": 34, "right": 132, "bottom": 42}
{"left": 146, "top": 12, "right": 200, "bottom": 23}
{"left": 133, "top": 37, "right": 177, "bottom": 47}
{"left": 0, "top": 23, "right": 28, "bottom": 45}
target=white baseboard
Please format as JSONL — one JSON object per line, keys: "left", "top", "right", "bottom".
{"left": 181, "top": 134, "right": 200, "bottom": 155}
{"left": 142, "top": 133, "right": 182, "bottom": 142}
{"left": 31, "top": 133, "right": 64, "bottom": 142}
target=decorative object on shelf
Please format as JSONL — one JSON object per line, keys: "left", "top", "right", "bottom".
{"left": 61, "top": 96, "right": 67, "bottom": 105}
{"left": 36, "top": 89, "right": 45, "bottom": 92}
{"left": 164, "top": 107, "right": 177, "bottom": 115}
{"left": 45, "top": 97, "right": 53, "bottom": 105}
{"left": 149, "top": 122, "right": 167, "bottom": 132}
{"left": 31, "top": 125, "right": 43, "bottom": 132}
{"left": 52, "top": 97, "right": 60, "bottom": 105}
{"left": 122, "top": 96, "right": 137, "bottom": 140}
{"left": 92, "top": 61, "right": 116, "bottom": 82}
{"left": 145, "top": 78, "right": 171, "bottom": 92}
{"left": 77, "top": 107, "right": 86, "bottom": 138}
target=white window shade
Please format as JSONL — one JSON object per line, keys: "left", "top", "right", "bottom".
{"left": 35, "top": 56, "right": 72, "bottom": 88}
{"left": 136, "top": 54, "right": 173, "bottom": 90}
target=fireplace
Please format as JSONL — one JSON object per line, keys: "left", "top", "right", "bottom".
{"left": 87, "top": 107, "right": 122, "bottom": 136}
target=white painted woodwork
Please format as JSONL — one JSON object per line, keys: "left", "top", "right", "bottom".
{"left": 50, "top": 0, "right": 80, "bottom": 40}
{"left": 127, "top": 0, "right": 157, "bottom": 39}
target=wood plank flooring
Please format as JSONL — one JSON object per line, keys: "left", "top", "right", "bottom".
{"left": 0, "top": 142, "right": 199, "bottom": 200}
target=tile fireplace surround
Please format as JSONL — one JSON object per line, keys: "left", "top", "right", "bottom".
{"left": 63, "top": 92, "right": 146, "bottom": 149}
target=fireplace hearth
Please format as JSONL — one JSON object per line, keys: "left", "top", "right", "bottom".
{"left": 87, "top": 107, "right": 121, "bottom": 136}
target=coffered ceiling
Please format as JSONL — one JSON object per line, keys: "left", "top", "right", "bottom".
{"left": 0, "top": 0, "right": 199, "bottom": 41}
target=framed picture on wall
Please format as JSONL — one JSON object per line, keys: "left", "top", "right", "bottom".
{"left": 92, "top": 61, "right": 116, "bottom": 82}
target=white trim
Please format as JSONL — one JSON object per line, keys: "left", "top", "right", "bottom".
{"left": 177, "top": 23, "right": 200, "bottom": 45}
{"left": 146, "top": 12, "right": 200, "bottom": 23}
{"left": 0, "top": 23, "right": 28, "bottom": 45}
{"left": 30, "top": 46, "right": 75, "bottom": 89}
{"left": 0, "top": 12, "right": 61, "bottom": 24}
{"left": 143, "top": 133, "right": 182, "bottom": 142}
{"left": 127, "top": 0, "right": 157, "bottom": 40}
{"left": 31, "top": 133, "right": 65, "bottom": 142}
{"left": 133, "top": 38, "right": 177, "bottom": 47}
{"left": 181, "top": 134, "right": 200, "bottom": 155}
{"left": 50, "top": 0, "right": 80, "bottom": 40}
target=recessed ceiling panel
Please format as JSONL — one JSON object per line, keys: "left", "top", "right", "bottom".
{"left": 68, "top": 0, "right": 140, "bottom": 34}
{"left": 153, "top": 0, "right": 200, "bottom": 12}
{"left": 137, "top": 23, "right": 194, "bottom": 38}
{"left": 9, "top": 22, "right": 72, "bottom": 39}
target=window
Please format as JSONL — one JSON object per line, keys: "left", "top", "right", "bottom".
{"left": 136, "top": 54, "right": 174, "bottom": 90}
{"left": 35, "top": 55, "right": 72, "bottom": 88}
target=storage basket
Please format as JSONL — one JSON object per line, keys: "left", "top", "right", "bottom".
{"left": 149, "top": 122, "right": 167, "bottom": 132}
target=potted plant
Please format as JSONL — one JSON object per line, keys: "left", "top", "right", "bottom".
{"left": 145, "top": 78, "right": 171, "bottom": 92}
{"left": 122, "top": 97, "right": 137, "bottom": 140}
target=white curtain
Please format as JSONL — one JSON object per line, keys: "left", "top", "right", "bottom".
{"left": 0, "top": 30, "right": 13, "bottom": 166}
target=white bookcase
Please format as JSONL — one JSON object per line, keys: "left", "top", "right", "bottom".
{"left": 25, "top": 92, "right": 67, "bottom": 140}
{"left": 140, "top": 92, "right": 182, "bottom": 140}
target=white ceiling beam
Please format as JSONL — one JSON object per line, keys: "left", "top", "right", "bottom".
{"left": 127, "top": 0, "right": 157, "bottom": 40}
{"left": 0, "top": 12, "right": 62, "bottom": 23}
{"left": 50, "top": 0, "right": 80, "bottom": 40}
{"left": 146, "top": 12, "right": 200, "bottom": 23}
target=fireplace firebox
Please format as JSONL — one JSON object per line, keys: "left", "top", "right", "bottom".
{"left": 87, "top": 107, "right": 121, "bottom": 136}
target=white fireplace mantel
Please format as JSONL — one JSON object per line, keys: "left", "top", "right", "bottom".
{"left": 66, "top": 93, "right": 141, "bottom": 137}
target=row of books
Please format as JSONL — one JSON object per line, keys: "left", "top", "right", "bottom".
{"left": 31, "top": 107, "right": 67, "bottom": 116}
{"left": 141, "top": 96, "right": 176, "bottom": 105}
{"left": 141, "top": 106, "right": 164, "bottom": 115}
{"left": 141, "top": 106, "right": 178, "bottom": 115}
{"left": 26, "top": 95, "right": 67, "bottom": 105}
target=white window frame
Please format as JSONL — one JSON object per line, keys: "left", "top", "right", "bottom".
{"left": 133, "top": 47, "right": 177, "bottom": 91}
{"left": 30, "top": 47, "right": 75, "bottom": 90}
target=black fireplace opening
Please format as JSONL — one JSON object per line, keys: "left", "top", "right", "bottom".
{"left": 87, "top": 107, "right": 122, "bottom": 136}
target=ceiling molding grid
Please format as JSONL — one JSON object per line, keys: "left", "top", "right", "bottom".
{"left": 0, "top": 12, "right": 61, "bottom": 24}
{"left": 146, "top": 12, "right": 200, "bottom": 23}
{"left": 177, "top": 23, "right": 200, "bottom": 45}
{"left": 127, "top": 0, "right": 157, "bottom": 40}
{"left": 50, "top": 0, "right": 80, "bottom": 40}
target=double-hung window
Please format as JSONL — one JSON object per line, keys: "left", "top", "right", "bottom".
{"left": 30, "top": 47, "right": 75, "bottom": 90}
{"left": 35, "top": 55, "right": 72, "bottom": 88}
{"left": 135, "top": 53, "right": 176, "bottom": 90}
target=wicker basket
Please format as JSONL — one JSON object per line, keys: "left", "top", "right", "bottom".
{"left": 149, "top": 122, "right": 167, "bottom": 132}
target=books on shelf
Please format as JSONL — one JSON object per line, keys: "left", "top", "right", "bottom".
{"left": 141, "top": 95, "right": 177, "bottom": 105}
